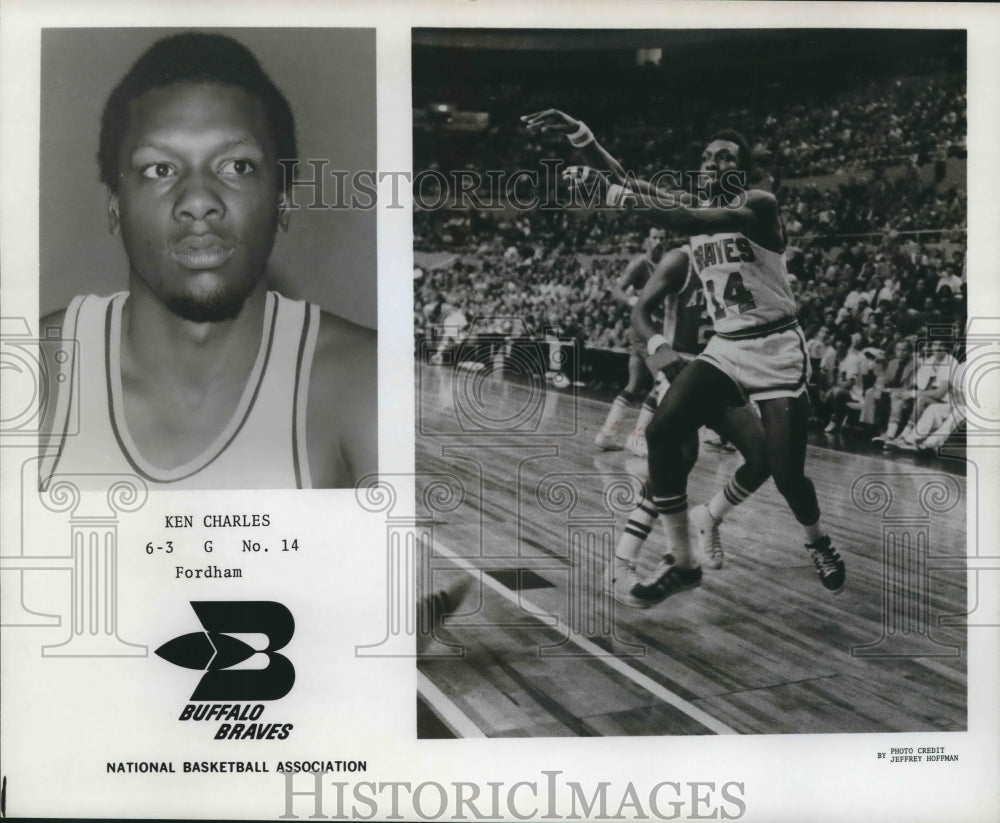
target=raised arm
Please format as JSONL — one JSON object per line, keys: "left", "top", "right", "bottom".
{"left": 522, "top": 109, "right": 684, "bottom": 201}
{"left": 522, "top": 109, "right": 628, "bottom": 181}
{"left": 524, "top": 109, "right": 784, "bottom": 251}
{"left": 623, "top": 187, "right": 784, "bottom": 252}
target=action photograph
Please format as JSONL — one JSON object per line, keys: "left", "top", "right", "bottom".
{"left": 411, "top": 28, "right": 969, "bottom": 738}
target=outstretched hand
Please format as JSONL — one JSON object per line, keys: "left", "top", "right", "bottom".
{"left": 562, "top": 164, "right": 601, "bottom": 186}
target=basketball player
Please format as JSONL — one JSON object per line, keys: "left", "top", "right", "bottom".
{"left": 594, "top": 226, "right": 666, "bottom": 450}
{"left": 612, "top": 245, "right": 770, "bottom": 605}
{"left": 524, "top": 109, "right": 845, "bottom": 598}
{"left": 39, "top": 33, "right": 376, "bottom": 489}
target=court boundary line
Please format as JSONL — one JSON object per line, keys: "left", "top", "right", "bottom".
{"left": 417, "top": 671, "right": 487, "bottom": 739}
{"left": 428, "top": 536, "right": 738, "bottom": 736}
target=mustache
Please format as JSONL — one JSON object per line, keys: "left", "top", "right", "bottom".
{"left": 171, "top": 232, "right": 235, "bottom": 251}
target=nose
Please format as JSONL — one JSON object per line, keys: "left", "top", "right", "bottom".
{"left": 173, "top": 172, "right": 225, "bottom": 224}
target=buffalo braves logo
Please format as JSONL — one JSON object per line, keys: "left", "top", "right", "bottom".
{"left": 156, "top": 601, "right": 294, "bottom": 701}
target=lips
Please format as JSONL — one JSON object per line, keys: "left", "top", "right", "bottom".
{"left": 170, "top": 234, "right": 234, "bottom": 270}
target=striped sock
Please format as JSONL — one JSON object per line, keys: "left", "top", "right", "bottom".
{"left": 708, "top": 475, "right": 754, "bottom": 521}
{"left": 634, "top": 390, "right": 658, "bottom": 429}
{"left": 601, "top": 393, "right": 635, "bottom": 434}
{"left": 652, "top": 493, "right": 693, "bottom": 567}
{"left": 615, "top": 495, "right": 659, "bottom": 563}
{"left": 654, "top": 375, "right": 670, "bottom": 404}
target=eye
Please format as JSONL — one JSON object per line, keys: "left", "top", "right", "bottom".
{"left": 219, "top": 158, "right": 257, "bottom": 176}
{"left": 140, "top": 162, "right": 176, "bottom": 179}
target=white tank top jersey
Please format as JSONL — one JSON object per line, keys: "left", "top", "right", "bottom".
{"left": 688, "top": 230, "right": 798, "bottom": 337}
{"left": 40, "top": 290, "right": 320, "bottom": 490}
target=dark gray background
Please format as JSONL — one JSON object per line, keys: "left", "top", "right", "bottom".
{"left": 40, "top": 27, "right": 377, "bottom": 329}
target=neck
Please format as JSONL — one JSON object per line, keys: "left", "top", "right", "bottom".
{"left": 122, "top": 277, "right": 268, "bottom": 389}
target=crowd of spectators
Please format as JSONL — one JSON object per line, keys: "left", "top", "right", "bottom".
{"left": 414, "top": 50, "right": 964, "bottom": 185}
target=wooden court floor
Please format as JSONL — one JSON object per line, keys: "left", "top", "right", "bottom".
{"left": 414, "top": 363, "right": 969, "bottom": 737}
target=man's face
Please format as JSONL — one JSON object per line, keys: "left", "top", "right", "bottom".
{"left": 110, "top": 82, "right": 287, "bottom": 323}
{"left": 646, "top": 228, "right": 666, "bottom": 259}
{"left": 699, "top": 139, "right": 741, "bottom": 196}
{"left": 700, "top": 139, "right": 740, "bottom": 176}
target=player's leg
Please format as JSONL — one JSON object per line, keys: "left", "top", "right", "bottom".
{"left": 758, "top": 394, "right": 845, "bottom": 593}
{"left": 690, "top": 403, "right": 770, "bottom": 569}
{"left": 596, "top": 353, "right": 652, "bottom": 450}
{"left": 632, "top": 360, "right": 740, "bottom": 605}
{"left": 612, "top": 429, "right": 699, "bottom": 606}
{"left": 625, "top": 377, "right": 664, "bottom": 457}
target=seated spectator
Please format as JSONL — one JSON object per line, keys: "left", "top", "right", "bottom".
{"left": 825, "top": 333, "right": 873, "bottom": 431}
{"left": 884, "top": 339, "right": 957, "bottom": 445}
{"left": 806, "top": 325, "right": 832, "bottom": 373}
{"left": 891, "top": 359, "right": 965, "bottom": 453}
{"left": 857, "top": 347, "right": 887, "bottom": 425}
{"left": 843, "top": 283, "right": 866, "bottom": 312}
{"left": 876, "top": 276, "right": 897, "bottom": 304}
{"left": 936, "top": 265, "right": 964, "bottom": 297}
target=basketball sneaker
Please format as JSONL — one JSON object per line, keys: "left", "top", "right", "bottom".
{"left": 629, "top": 554, "right": 703, "bottom": 607}
{"left": 690, "top": 504, "right": 724, "bottom": 569}
{"left": 806, "top": 536, "right": 845, "bottom": 594}
{"left": 625, "top": 428, "right": 648, "bottom": 458}
{"left": 595, "top": 430, "right": 623, "bottom": 451}
{"left": 610, "top": 557, "right": 645, "bottom": 608}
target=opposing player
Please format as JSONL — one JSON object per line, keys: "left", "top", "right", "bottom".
{"left": 524, "top": 109, "right": 845, "bottom": 597}
{"left": 612, "top": 245, "right": 769, "bottom": 604}
{"left": 39, "top": 33, "right": 377, "bottom": 489}
{"left": 594, "top": 225, "right": 666, "bottom": 450}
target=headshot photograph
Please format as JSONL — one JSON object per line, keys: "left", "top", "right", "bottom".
{"left": 37, "top": 28, "right": 377, "bottom": 489}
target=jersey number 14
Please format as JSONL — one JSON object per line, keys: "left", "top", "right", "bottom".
{"left": 707, "top": 270, "right": 757, "bottom": 319}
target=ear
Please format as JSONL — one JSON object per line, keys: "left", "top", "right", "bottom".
{"left": 277, "top": 191, "right": 291, "bottom": 233}
{"left": 107, "top": 190, "right": 121, "bottom": 236}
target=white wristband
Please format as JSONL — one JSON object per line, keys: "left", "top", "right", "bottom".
{"left": 567, "top": 121, "right": 594, "bottom": 147}
{"left": 606, "top": 183, "right": 636, "bottom": 208}
{"left": 647, "top": 334, "right": 668, "bottom": 357}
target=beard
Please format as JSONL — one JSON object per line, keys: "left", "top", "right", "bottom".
{"left": 161, "top": 279, "right": 255, "bottom": 323}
